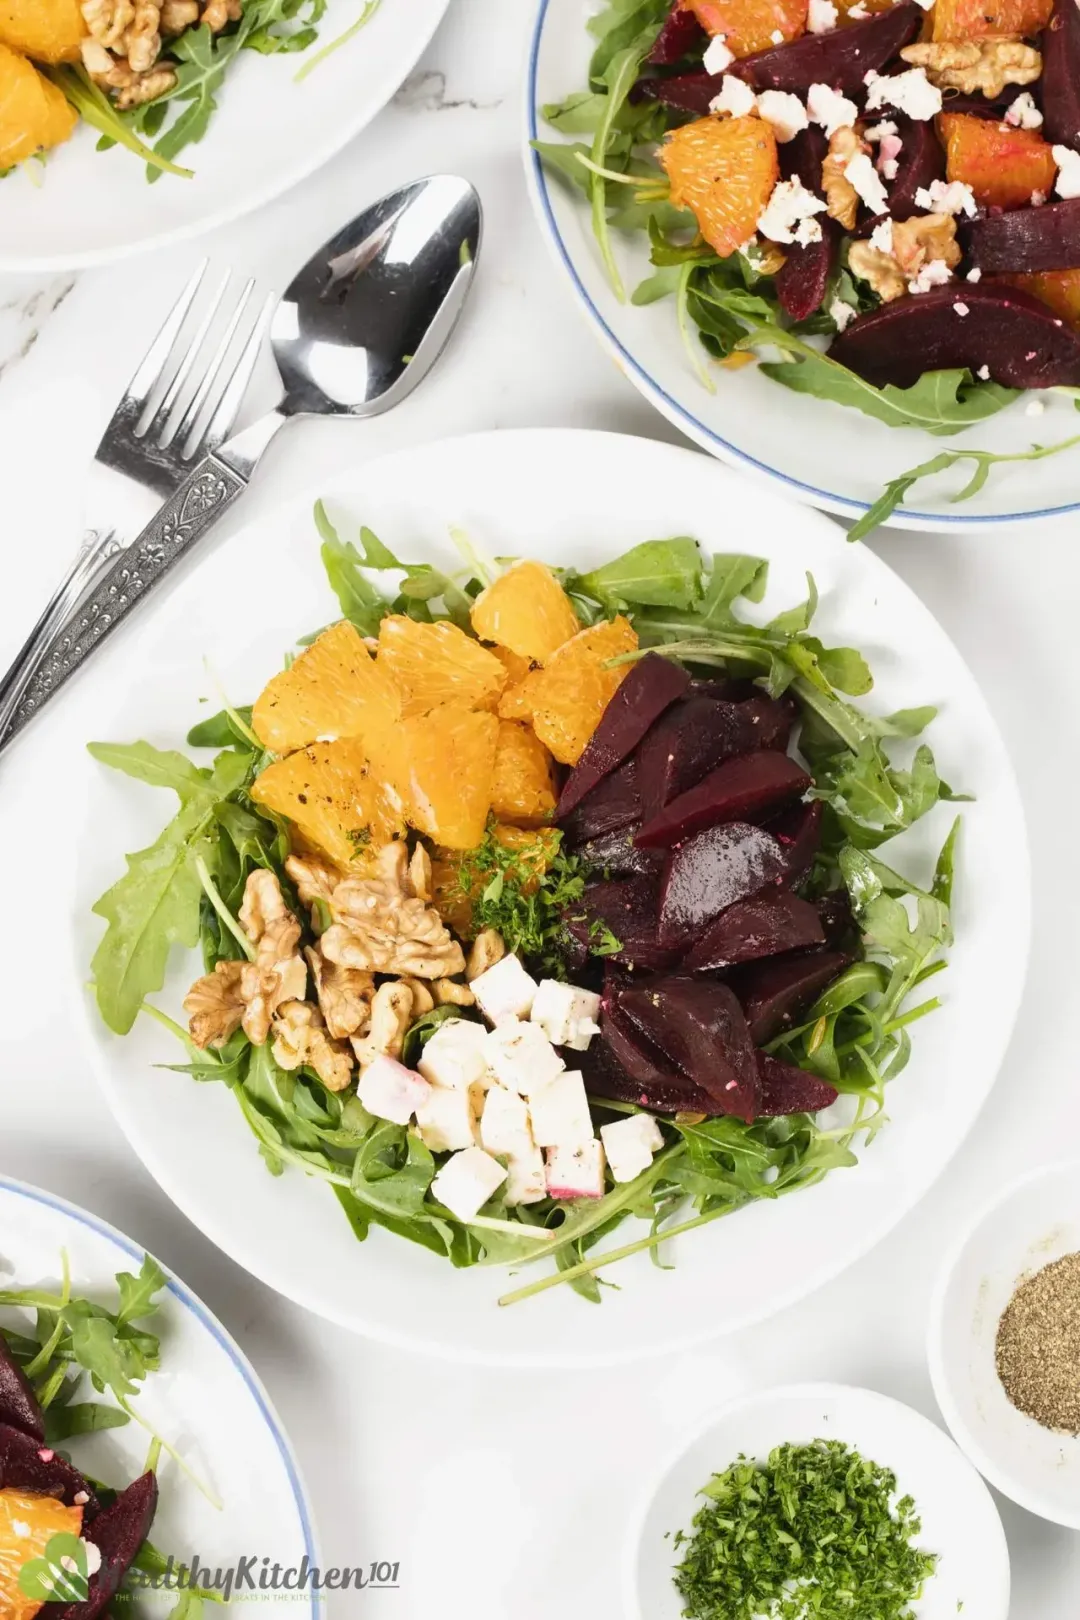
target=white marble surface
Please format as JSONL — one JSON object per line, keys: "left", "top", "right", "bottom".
{"left": 1, "top": 2, "right": 1078, "bottom": 1614}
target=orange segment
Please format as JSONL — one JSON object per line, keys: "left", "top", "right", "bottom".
{"left": 251, "top": 737, "right": 406, "bottom": 867}
{"left": 685, "top": 0, "right": 807, "bottom": 52}
{"left": 251, "top": 620, "right": 400, "bottom": 758}
{"left": 490, "top": 721, "right": 557, "bottom": 827}
{"left": 932, "top": 0, "right": 1050, "bottom": 36}
{"left": 0, "top": 0, "right": 85, "bottom": 61}
{"left": 939, "top": 112, "right": 1056, "bottom": 209}
{"left": 0, "top": 43, "right": 77, "bottom": 168}
{"left": 376, "top": 616, "right": 507, "bottom": 718}
{"left": 432, "top": 826, "right": 560, "bottom": 936}
{"left": 392, "top": 703, "right": 499, "bottom": 850}
{"left": 470, "top": 562, "right": 581, "bottom": 664}
{"left": 999, "top": 269, "right": 1080, "bottom": 325}
{"left": 659, "top": 116, "right": 780, "bottom": 259}
{"left": 518, "top": 616, "right": 638, "bottom": 765}
{"left": 0, "top": 1486, "right": 83, "bottom": 1620}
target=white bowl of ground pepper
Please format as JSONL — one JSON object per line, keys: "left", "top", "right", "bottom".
{"left": 929, "top": 1160, "right": 1080, "bottom": 1528}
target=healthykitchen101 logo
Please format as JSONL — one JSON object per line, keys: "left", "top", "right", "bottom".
{"left": 18, "top": 1530, "right": 98, "bottom": 1603}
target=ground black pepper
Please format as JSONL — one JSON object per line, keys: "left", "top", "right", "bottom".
{"left": 995, "top": 1251, "right": 1080, "bottom": 1434}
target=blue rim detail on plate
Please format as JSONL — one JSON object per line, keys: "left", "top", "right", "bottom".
{"left": 0, "top": 1174, "right": 320, "bottom": 1604}
{"left": 525, "top": 0, "right": 1080, "bottom": 527}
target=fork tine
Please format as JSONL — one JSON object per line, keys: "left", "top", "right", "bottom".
{"left": 173, "top": 277, "right": 255, "bottom": 455}
{"left": 186, "top": 290, "right": 276, "bottom": 461}
{"left": 122, "top": 260, "right": 208, "bottom": 414}
{"left": 144, "top": 270, "right": 232, "bottom": 447}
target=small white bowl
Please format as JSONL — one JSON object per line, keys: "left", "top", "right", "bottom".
{"left": 929, "top": 1160, "right": 1080, "bottom": 1528}
{"left": 624, "top": 1383, "right": 1010, "bottom": 1620}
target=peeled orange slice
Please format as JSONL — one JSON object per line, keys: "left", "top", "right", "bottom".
{"left": 518, "top": 617, "right": 638, "bottom": 765}
{"left": 252, "top": 737, "right": 406, "bottom": 867}
{"left": 489, "top": 721, "right": 557, "bottom": 826}
{"left": 659, "top": 116, "right": 780, "bottom": 259}
{"left": 0, "top": 44, "right": 76, "bottom": 169}
{"left": 686, "top": 0, "right": 807, "bottom": 54}
{"left": 252, "top": 620, "right": 399, "bottom": 758}
{"left": 377, "top": 616, "right": 507, "bottom": 717}
{"left": 391, "top": 703, "right": 500, "bottom": 849}
{"left": 470, "top": 562, "right": 581, "bottom": 664}
{"left": 0, "top": 1486, "right": 83, "bottom": 1620}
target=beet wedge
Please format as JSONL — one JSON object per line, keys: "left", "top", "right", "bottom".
{"left": 562, "top": 755, "right": 640, "bottom": 844}
{"left": 659, "top": 821, "right": 789, "bottom": 949}
{"left": 767, "top": 799, "right": 823, "bottom": 882}
{"left": 637, "top": 693, "right": 795, "bottom": 823}
{"left": 963, "top": 197, "right": 1080, "bottom": 275}
{"left": 565, "top": 876, "right": 678, "bottom": 970}
{"left": 636, "top": 749, "right": 810, "bottom": 847}
{"left": 578, "top": 824, "right": 665, "bottom": 879}
{"left": 876, "top": 118, "right": 945, "bottom": 224}
{"left": 0, "top": 1331, "right": 45, "bottom": 1442}
{"left": 682, "top": 888, "right": 826, "bottom": 972}
{"left": 735, "top": 2, "right": 921, "bottom": 91}
{"left": 586, "top": 1008, "right": 718, "bottom": 1114}
{"left": 648, "top": 0, "right": 706, "bottom": 63}
{"left": 0, "top": 1420, "right": 98, "bottom": 1512}
{"left": 1041, "top": 0, "right": 1080, "bottom": 152}
{"left": 777, "top": 128, "right": 835, "bottom": 321}
{"left": 829, "top": 282, "right": 1080, "bottom": 388}
{"left": 731, "top": 949, "right": 851, "bottom": 1042}
{"left": 617, "top": 977, "right": 761, "bottom": 1120}
{"left": 557, "top": 653, "right": 688, "bottom": 818}
{"left": 57, "top": 1470, "right": 159, "bottom": 1620}
{"left": 756, "top": 1052, "right": 839, "bottom": 1116}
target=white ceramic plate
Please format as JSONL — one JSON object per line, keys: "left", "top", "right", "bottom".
{"left": 525, "top": 0, "right": 1080, "bottom": 530}
{"left": 625, "top": 1383, "right": 1010, "bottom": 1620}
{"left": 0, "top": 1174, "right": 320, "bottom": 1612}
{"left": 73, "top": 428, "right": 1028, "bottom": 1366}
{"left": 928, "top": 1160, "right": 1080, "bottom": 1528}
{"left": 0, "top": 0, "right": 450, "bottom": 273}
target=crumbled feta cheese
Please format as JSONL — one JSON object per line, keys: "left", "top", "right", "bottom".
{"left": 848, "top": 1, "right": 869, "bottom": 15}
{"left": 470, "top": 953, "right": 538, "bottom": 1023}
{"left": 829, "top": 297, "right": 857, "bottom": 331}
{"left": 73, "top": 1492, "right": 90, "bottom": 1508}
{"left": 600, "top": 1113, "right": 665, "bottom": 1183}
{"left": 1054, "top": 145, "right": 1080, "bottom": 199}
{"left": 793, "top": 215, "right": 824, "bottom": 245}
{"left": 1026, "top": 397, "right": 1046, "bottom": 415}
{"left": 484, "top": 1019, "right": 564, "bottom": 1095}
{"left": 505, "top": 1147, "right": 547, "bottom": 1206}
{"left": 415, "top": 1085, "right": 479, "bottom": 1153}
{"left": 431, "top": 1146, "right": 507, "bottom": 1222}
{"left": 876, "top": 132, "right": 903, "bottom": 179}
{"left": 953, "top": 301, "right": 969, "bottom": 316}
{"left": 807, "top": 0, "right": 838, "bottom": 31}
{"left": 546, "top": 1140, "right": 606, "bottom": 1200}
{"left": 1005, "top": 91, "right": 1042, "bottom": 130}
{"left": 756, "top": 89, "right": 809, "bottom": 142}
{"left": 11, "top": 1520, "right": 30, "bottom": 1539}
{"left": 977, "top": 363, "right": 991, "bottom": 379}
{"left": 865, "top": 67, "right": 941, "bottom": 121}
{"left": 357, "top": 1056, "right": 430, "bottom": 1125}
{"left": 528, "top": 1071, "right": 595, "bottom": 1148}
{"left": 417, "top": 1017, "right": 490, "bottom": 1091}
{"left": 869, "top": 217, "right": 894, "bottom": 253}
{"left": 807, "top": 82, "right": 858, "bottom": 136}
{"left": 770, "top": 27, "right": 785, "bottom": 41}
{"left": 480, "top": 1083, "right": 533, "bottom": 1158}
{"left": 530, "top": 979, "right": 602, "bottom": 1051}
{"left": 967, "top": 266, "right": 983, "bottom": 282}
{"left": 709, "top": 73, "right": 757, "bottom": 116}
{"left": 864, "top": 118, "right": 898, "bottom": 142}
{"left": 758, "top": 175, "right": 828, "bottom": 243}
{"left": 908, "top": 257, "right": 954, "bottom": 293}
{"left": 844, "top": 150, "right": 889, "bottom": 215}
{"left": 1031, "top": 189, "right": 1047, "bottom": 205}
{"left": 703, "top": 33, "right": 734, "bottom": 73}
{"left": 914, "top": 178, "right": 976, "bottom": 217}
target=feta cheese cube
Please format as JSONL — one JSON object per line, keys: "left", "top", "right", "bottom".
{"left": 415, "top": 1087, "right": 479, "bottom": 1154}
{"left": 770, "top": 27, "right": 784, "bottom": 41}
{"left": 480, "top": 1083, "right": 534, "bottom": 1158}
{"left": 869, "top": 218, "right": 893, "bottom": 254}
{"left": 1025, "top": 397, "right": 1046, "bottom": 416}
{"left": 431, "top": 1146, "right": 507, "bottom": 1222}
{"left": 417, "top": 1017, "right": 490, "bottom": 1091}
{"left": 702, "top": 33, "right": 734, "bottom": 73}
{"left": 953, "top": 300, "right": 969, "bottom": 316}
{"left": 843, "top": 151, "right": 889, "bottom": 216}
{"left": 829, "top": 296, "right": 856, "bottom": 332}
{"left": 1005, "top": 91, "right": 1042, "bottom": 129}
{"left": 807, "top": 0, "right": 838, "bottom": 31}
{"left": 756, "top": 90, "right": 809, "bottom": 143}
{"left": 600, "top": 1113, "right": 665, "bottom": 1183}
{"left": 864, "top": 67, "right": 941, "bottom": 121}
{"left": 505, "top": 1146, "right": 547, "bottom": 1206}
{"left": 976, "top": 362, "right": 990, "bottom": 379}
{"left": 967, "top": 267, "right": 983, "bottom": 283}
{"left": 757, "top": 176, "right": 828, "bottom": 244}
{"left": 357, "top": 1056, "right": 430, "bottom": 1126}
{"left": 545, "top": 1140, "right": 606, "bottom": 1200}
{"left": 807, "top": 82, "right": 857, "bottom": 137}
{"left": 913, "top": 178, "right": 976, "bottom": 217}
{"left": 528, "top": 1071, "right": 595, "bottom": 1149}
{"left": 530, "top": 979, "right": 602, "bottom": 1051}
{"left": 1054, "top": 144, "right": 1080, "bottom": 200}
{"left": 908, "top": 257, "right": 953, "bottom": 294}
{"left": 709, "top": 74, "right": 757, "bottom": 117}
{"left": 484, "top": 1019, "right": 564, "bottom": 1095}
{"left": 470, "top": 953, "right": 538, "bottom": 1023}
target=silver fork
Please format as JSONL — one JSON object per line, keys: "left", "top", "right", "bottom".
{"left": 0, "top": 263, "right": 273, "bottom": 743}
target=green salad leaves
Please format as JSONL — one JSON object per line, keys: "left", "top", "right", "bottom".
{"left": 89, "top": 517, "right": 959, "bottom": 1304}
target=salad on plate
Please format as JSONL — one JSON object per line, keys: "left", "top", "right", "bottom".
{"left": 536, "top": 0, "right": 1080, "bottom": 523}
{"left": 88, "top": 513, "right": 962, "bottom": 1306}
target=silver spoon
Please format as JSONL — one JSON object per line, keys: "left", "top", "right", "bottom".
{"left": 1, "top": 174, "right": 482, "bottom": 752}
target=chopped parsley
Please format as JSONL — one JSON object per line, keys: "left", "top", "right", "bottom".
{"left": 451, "top": 824, "right": 590, "bottom": 975}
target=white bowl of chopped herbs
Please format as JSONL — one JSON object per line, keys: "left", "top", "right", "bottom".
{"left": 626, "top": 1382, "right": 1009, "bottom": 1620}
{"left": 929, "top": 1159, "right": 1080, "bottom": 1529}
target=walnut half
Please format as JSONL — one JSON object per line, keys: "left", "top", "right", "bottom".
{"left": 822, "top": 126, "right": 864, "bottom": 231}
{"left": 900, "top": 38, "right": 1041, "bottom": 99}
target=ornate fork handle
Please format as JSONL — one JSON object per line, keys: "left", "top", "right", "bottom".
{"left": 0, "top": 456, "right": 246, "bottom": 752}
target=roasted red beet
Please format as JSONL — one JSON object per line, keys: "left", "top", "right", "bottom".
{"left": 878, "top": 118, "right": 945, "bottom": 223}
{"left": 0, "top": 1331, "right": 45, "bottom": 1442}
{"left": 618, "top": 977, "right": 761, "bottom": 1119}
{"left": 731, "top": 949, "right": 851, "bottom": 1042}
{"left": 1041, "top": 0, "right": 1080, "bottom": 152}
{"left": 648, "top": 0, "right": 706, "bottom": 63}
{"left": 829, "top": 283, "right": 1080, "bottom": 388}
{"left": 637, "top": 694, "right": 795, "bottom": 823}
{"left": 756, "top": 1052, "right": 839, "bottom": 1116}
{"left": 587, "top": 1009, "right": 718, "bottom": 1114}
{"left": 682, "top": 889, "right": 825, "bottom": 971}
{"left": 0, "top": 1421, "right": 98, "bottom": 1511}
{"left": 734, "top": 3, "right": 921, "bottom": 91}
{"left": 658, "top": 822, "right": 790, "bottom": 948}
{"left": 777, "top": 127, "right": 835, "bottom": 321}
{"left": 963, "top": 197, "right": 1080, "bottom": 273}
{"left": 557, "top": 654, "right": 688, "bottom": 818}
{"left": 562, "top": 755, "right": 640, "bottom": 844}
{"left": 565, "top": 876, "right": 678, "bottom": 970}
{"left": 578, "top": 824, "right": 665, "bottom": 878}
{"left": 767, "top": 799, "right": 823, "bottom": 881}
{"left": 57, "top": 1471, "right": 159, "bottom": 1620}
{"left": 636, "top": 750, "right": 810, "bottom": 847}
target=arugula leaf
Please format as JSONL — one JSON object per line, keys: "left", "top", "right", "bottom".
{"left": 116, "top": 1256, "right": 167, "bottom": 1329}
{"left": 763, "top": 350, "right": 1019, "bottom": 436}
{"left": 577, "top": 537, "right": 703, "bottom": 609}
{"left": 698, "top": 553, "right": 769, "bottom": 627}
{"left": 44, "top": 1402, "right": 131, "bottom": 1444}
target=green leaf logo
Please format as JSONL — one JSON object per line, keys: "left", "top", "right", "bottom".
{"left": 17, "top": 1531, "right": 91, "bottom": 1603}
